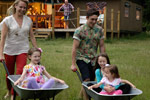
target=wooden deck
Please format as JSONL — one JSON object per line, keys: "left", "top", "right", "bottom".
{"left": 34, "top": 28, "right": 76, "bottom": 39}
{"left": 0, "top": 28, "right": 118, "bottom": 39}
{"left": 34, "top": 28, "right": 119, "bottom": 39}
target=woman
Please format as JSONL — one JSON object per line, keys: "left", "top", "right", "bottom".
{"left": 0, "top": 0, "right": 37, "bottom": 99}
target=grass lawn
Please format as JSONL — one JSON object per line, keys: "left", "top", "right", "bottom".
{"left": 0, "top": 33, "right": 150, "bottom": 100}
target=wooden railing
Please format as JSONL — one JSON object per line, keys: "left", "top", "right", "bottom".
{"left": 28, "top": 15, "right": 51, "bottom": 29}
{"left": 0, "top": 7, "right": 121, "bottom": 39}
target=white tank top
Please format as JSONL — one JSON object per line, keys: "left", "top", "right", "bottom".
{"left": 3, "top": 15, "right": 32, "bottom": 55}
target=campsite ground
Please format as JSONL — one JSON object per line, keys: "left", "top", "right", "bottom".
{"left": 0, "top": 33, "right": 150, "bottom": 100}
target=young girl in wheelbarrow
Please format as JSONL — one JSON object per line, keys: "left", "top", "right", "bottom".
{"left": 14, "top": 47, "right": 65, "bottom": 89}
{"left": 88, "top": 53, "right": 136, "bottom": 94}
{"left": 88, "top": 64, "right": 136, "bottom": 95}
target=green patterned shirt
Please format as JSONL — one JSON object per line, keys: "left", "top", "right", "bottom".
{"left": 73, "top": 23, "right": 104, "bottom": 66}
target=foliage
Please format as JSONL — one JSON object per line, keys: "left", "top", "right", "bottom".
{"left": 143, "top": 22, "right": 150, "bottom": 31}
{"left": 135, "top": 0, "right": 150, "bottom": 31}
{"left": 141, "top": 0, "right": 150, "bottom": 31}
{"left": 143, "top": 0, "right": 150, "bottom": 22}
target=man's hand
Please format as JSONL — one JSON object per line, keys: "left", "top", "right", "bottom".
{"left": 71, "top": 64, "right": 77, "bottom": 72}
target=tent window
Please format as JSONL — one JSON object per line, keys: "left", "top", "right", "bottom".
{"left": 136, "top": 7, "right": 141, "bottom": 20}
{"left": 124, "top": 2, "right": 130, "bottom": 18}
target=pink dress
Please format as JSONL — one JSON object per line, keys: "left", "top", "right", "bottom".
{"left": 100, "top": 77, "right": 123, "bottom": 95}
{"left": 20, "top": 64, "right": 45, "bottom": 88}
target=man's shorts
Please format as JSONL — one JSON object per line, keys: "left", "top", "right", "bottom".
{"left": 64, "top": 15, "right": 69, "bottom": 21}
{"left": 76, "top": 60, "right": 95, "bottom": 81}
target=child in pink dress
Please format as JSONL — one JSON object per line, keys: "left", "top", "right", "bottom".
{"left": 88, "top": 65, "right": 135, "bottom": 95}
{"left": 14, "top": 47, "right": 65, "bottom": 89}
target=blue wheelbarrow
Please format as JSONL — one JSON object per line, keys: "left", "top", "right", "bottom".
{"left": 75, "top": 69, "right": 142, "bottom": 100}
{"left": 1, "top": 60, "right": 69, "bottom": 100}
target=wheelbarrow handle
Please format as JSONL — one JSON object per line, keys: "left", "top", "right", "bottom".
{"left": 1, "top": 60, "right": 10, "bottom": 75}
{"left": 75, "top": 70, "right": 83, "bottom": 83}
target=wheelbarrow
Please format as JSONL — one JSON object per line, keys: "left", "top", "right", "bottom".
{"left": 1, "top": 60, "right": 69, "bottom": 100}
{"left": 75, "top": 69, "right": 142, "bottom": 100}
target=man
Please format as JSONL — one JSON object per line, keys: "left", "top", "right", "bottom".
{"left": 71, "top": 8, "right": 105, "bottom": 100}
{"left": 58, "top": 0, "right": 74, "bottom": 29}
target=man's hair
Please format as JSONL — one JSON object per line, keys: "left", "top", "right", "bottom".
{"left": 86, "top": 8, "right": 99, "bottom": 17}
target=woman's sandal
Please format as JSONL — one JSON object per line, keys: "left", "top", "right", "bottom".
{"left": 4, "top": 91, "right": 10, "bottom": 99}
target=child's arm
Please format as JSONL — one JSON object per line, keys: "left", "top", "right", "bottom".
{"left": 95, "top": 69, "right": 106, "bottom": 89}
{"left": 121, "top": 79, "right": 136, "bottom": 88}
{"left": 14, "top": 69, "right": 27, "bottom": 86}
{"left": 88, "top": 82, "right": 103, "bottom": 90}
{"left": 43, "top": 69, "right": 65, "bottom": 84}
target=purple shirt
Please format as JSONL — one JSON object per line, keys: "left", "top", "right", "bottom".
{"left": 59, "top": 3, "right": 74, "bottom": 16}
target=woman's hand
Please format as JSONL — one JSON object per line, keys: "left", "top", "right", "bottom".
{"left": 0, "top": 54, "right": 4, "bottom": 61}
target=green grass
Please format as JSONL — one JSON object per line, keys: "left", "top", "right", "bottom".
{"left": 0, "top": 33, "right": 150, "bottom": 100}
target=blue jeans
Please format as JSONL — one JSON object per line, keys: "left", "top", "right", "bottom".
{"left": 64, "top": 15, "right": 69, "bottom": 21}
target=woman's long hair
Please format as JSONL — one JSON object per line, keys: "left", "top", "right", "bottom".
{"left": 7, "top": 0, "right": 29, "bottom": 15}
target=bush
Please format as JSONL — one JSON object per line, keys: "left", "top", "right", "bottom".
{"left": 143, "top": 22, "right": 150, "bottom": 31}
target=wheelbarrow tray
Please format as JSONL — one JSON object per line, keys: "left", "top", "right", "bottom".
{"left": 8, "top": 75, "right": 69, "bottom": 99}
{"left": 82, "top": 81, "right": 142, "bottom": 100}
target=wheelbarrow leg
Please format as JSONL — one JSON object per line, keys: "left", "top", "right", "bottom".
{"left": 128, "top": 96, "right": 131, "bottom": 100}
{"left": 52, "top": 91, "right": 55, "bottom": 100}
{"left": 88, "top": 97, "right": 91, "bottom": 100}
{"left": 52, "top": 96, "right": 55, "bottom": 100}
{"left": 13, "top": 89, "right": 16, "bottom": 100}
{"left": 33, "top": 92, "right": 37, "bottom": 100}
